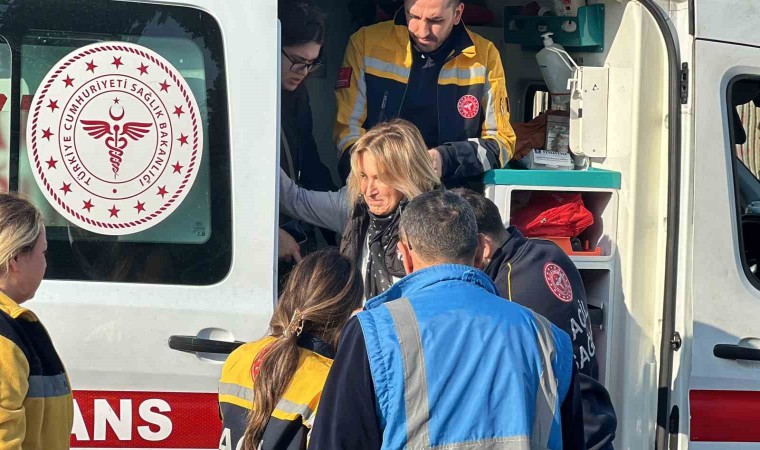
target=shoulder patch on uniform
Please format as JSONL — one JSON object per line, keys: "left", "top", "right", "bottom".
{"left": 544, "top": 262, "right": 573, "bottom": 303}
{"left": 336, "top": 67, "right": 352, "bottom": 89}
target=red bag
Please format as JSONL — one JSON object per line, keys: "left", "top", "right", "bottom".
{"left": 511, "top": 192, "right": 594, "bottom": 238}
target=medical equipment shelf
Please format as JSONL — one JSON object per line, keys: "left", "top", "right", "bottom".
{"left": 484, "top": 167, "right": 620, "bottom": 386}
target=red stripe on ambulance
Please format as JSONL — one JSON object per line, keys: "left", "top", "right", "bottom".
{"left": 71, "top": 391, "right": 221, "bottom": 448}
{"left": 690, "top": 390, "right": 760, "bottom": 442}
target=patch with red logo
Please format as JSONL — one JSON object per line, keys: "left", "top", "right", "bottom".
{"left": 336, "top": 67, "right": 352, "bottom": 89}
{"left": 457, "top": 94, "right": 479, "bottom": 119}
{"left": 26, "top": 41, "right": 203, "bottom": 236}
{"left": 0, "top": 93, "right": 6, "bottom": 111}
{"left": 544, "top": 262, "right": 573, "bottom": 303}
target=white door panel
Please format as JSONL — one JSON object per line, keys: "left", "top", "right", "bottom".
{"left": 689, "top": 39, "right": 760, "bottom": 447}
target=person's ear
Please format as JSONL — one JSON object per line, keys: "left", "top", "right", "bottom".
{"left": 397, "top": 240, "right": 414, "bottom": 275}
{"left": 454, "top": 2, "right": 465, "bottom": 25}
{"left": 474, "top": 234, "right": 487, "bottom": 269}
{"left": 6, "top": 255, "right": 20, "bottom": 274}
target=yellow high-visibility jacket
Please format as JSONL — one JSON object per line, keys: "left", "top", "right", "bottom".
{"left": 334, "top": 16, "right": 516, "bottom": 183}
{"left": 0, "top": 291, "right": 73, "bottom": 450}
{"left": 217, "top": 334, "right": 333, "bottom": 450}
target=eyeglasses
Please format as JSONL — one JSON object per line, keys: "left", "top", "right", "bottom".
{"left": 282, "top": 50, "right": 322, "bottom": 74}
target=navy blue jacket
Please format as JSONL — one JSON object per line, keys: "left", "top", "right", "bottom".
{"left": 483, "top": 227, "right": 618, "bottom": 450}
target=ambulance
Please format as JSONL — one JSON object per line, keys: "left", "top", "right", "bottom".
{"left": 0, "top": 0, "right": 757, "bottom": 448}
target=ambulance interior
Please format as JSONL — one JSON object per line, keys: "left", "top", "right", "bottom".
{"left": 304, "top": 1, "right": 673, "bottom": 447}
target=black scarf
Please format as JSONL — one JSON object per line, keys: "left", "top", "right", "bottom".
{"left": 364, "top": 209, "right": 401, "bottom": 299}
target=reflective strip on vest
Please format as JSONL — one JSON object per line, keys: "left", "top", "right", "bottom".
{"left": 27, "top": 373, "right": 70, "bottom": 398}
{"left": 439, "top": 65, "right": 487, "bottom": 83}
{"left": 482, "top": 76, "right": 509, "bottom": 166}
{"left": 218, "top": 382, "right": 315, "bottom": 421}
{"left": 386, "top": 298, "right": 431, "bottom": 448}
{"left": 468, "top": 138, "right": 493, "bottom": 171}
{"left": 219, "top": 381, "right": 253, "bottom": 401}
{"left": 338, "top": 66, "right": 369, "bottom": 152}
{"left": 364, "top": 56, "right": 411, "bottom": 80}
{"left": 529, "top": 312, "right": 559, "bottom": 450}
{"left": 386, "top": 298, "right": 559, "bottom": 449}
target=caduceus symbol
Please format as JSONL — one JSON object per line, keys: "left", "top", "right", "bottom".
{"left": 81, "top": 101, "right": 152, "bottom": 178}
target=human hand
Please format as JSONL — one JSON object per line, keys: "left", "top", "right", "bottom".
{"left": 428, "top": 148, "right": 443, "bottom": 177}
{"left": 278, "top": 228, "right": 302, "bottom": 263}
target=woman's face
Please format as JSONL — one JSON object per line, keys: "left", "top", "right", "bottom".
{"left": 281, "top": 42, "right": 321, "bottom": 91}
{"left": 359, "top": 152, "right": 404, "bottom": 216}
{"left": 13, "top": 225, "right": 47, "bottom": 303}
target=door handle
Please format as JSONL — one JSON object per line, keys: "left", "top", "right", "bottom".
{"left": 168, "top": 335, "right": 245, "bottom": 355}
{"left": 713, "top": 343, "right": 760, "bottom": 361}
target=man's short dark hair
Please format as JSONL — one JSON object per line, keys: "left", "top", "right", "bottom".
{"left": 451, "top": 188, "right": 508, "bottom": 244}
{"left": 400, "top": 190, "right": 478, "bottom": 264}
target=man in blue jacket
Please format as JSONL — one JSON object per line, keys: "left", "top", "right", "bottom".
{"left": 454, "top": 188, "right": 618, "bottom": 450}
{"left": 309, "top": 190, "right": 585, "bottom": 449}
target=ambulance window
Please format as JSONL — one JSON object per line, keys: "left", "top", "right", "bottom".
{"left": 0, "top": 1, "right": 231, "bottom": 285}
{"left": 729, "top": 77, "right": 760, "bottom": 286}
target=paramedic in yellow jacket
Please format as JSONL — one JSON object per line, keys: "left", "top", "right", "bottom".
{"left": 0, "top": 193, "right": 73, "bottom": 450}
{"left": 218, "top": 247, "right": 363, "bottom": 450}
{"left": 335, "top": 0, "right": 515, "bottom": 186}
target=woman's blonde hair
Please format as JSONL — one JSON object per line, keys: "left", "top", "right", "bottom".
{"left": 243, "top": 247, "right": 363, "bottom": 450}
{"left": 0, "top": 193, "right": 43, "bottom": 277}
{"left": 347, "top": 119, "right": 441, "bottom": 206}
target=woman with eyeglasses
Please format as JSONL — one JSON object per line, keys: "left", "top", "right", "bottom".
{"left": 277, "top": 0, "right": 337, "bottom": 277}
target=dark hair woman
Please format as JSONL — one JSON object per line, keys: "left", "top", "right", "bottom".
{"left": 277, "top": 0, "right": 337, "bottom": 275}
{"left": 217, "top": 247, "right": 363, "bottom": 450}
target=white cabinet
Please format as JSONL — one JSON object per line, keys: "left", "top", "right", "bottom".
{"left": 484, "top": 168, "right": 620, "bottom": 385}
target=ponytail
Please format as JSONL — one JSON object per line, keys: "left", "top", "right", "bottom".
{"left": 242, "top": 248, "right": 363, "bottom": 449}
{"left": 243, "top": 331, "right": 301, "bottom": 448}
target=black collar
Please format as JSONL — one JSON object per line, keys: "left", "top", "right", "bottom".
{"left": 297, "top": 332, "right": 335, "bottom": 359}
{"left": 483, "top": 226, "right": 527, "bottom": 278}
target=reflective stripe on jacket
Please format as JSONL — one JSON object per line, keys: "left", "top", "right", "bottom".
{"left": 217, "top": 335, "right": 334, "bottom": 450}
{"left": 357, "top": 264, "right": 574, "bottom": 449}
{"left": 334, "top": 17, "right": 515, "bottom": 183}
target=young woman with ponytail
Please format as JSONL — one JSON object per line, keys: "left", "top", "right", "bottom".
{"left": 217, "top": 247, "right": 363, "bottom": 450}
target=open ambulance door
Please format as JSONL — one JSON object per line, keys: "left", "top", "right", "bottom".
{"left": 680, "top": 2, "right": 760, "bottom": 447}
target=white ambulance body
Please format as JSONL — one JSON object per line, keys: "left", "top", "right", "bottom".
{"left": 0, "top": 0, "right": 758, "bottom": 448}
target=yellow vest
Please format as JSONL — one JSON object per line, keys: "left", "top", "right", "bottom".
{"left": 217, "top": 336, "right": 333, "bottom": 450}
{"left": 0, "top": 291, "right": 73, "bottom": 450}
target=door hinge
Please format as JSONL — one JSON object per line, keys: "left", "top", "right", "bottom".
{"left": 671, "top": 332, "right": 682, "bottom": 351}
{"left": 680, "top": 62, "right": 689, "bottom": 104}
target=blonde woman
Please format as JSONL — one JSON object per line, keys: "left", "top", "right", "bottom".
{"left": 279, "top": 118, "right": 441, "bottom": 298}
{"left": 217, "top": 247, "right": 363, "bottom": 450}
{"left": 0, "top": 193, "right": 73, "bottom": 449}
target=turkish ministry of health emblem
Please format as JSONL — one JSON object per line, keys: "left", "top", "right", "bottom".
{"left": 457, "top": 94, "right": 479, "bottom": 119}
{"left": 544, "top": 262, "right": 573, "bottom": 303}
{"left": 27, "top": 42, "right": 203, "bottom": 235}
